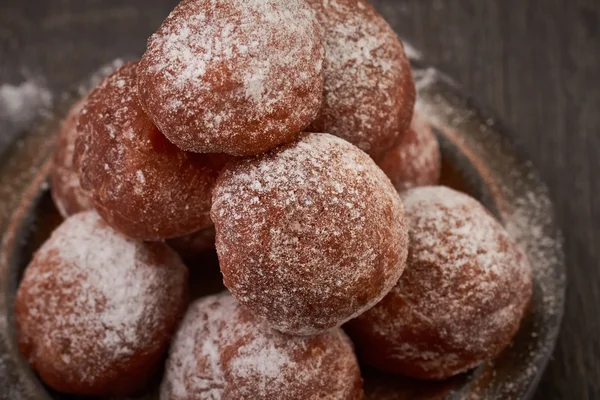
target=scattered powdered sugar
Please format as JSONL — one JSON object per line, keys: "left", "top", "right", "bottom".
{"left": 307, "top": 0, "right": 414, "bottom": 158}
{"left": 0, "top": 80, "right": 53, "bottom": 150}
{"left": 503, "top": 184, "right": 564, "bottom": 318}
{"left": 137, "top": 0, "right": 324, "bottom": 155}
{"left": 211, "top": 133, "right": 407, "bottom": 335}
{"left": 15, "top": 211, "right": 188, "bottom": 385}
{"left": 77, "top": 58, "right": 127, "bottom": 96}
{"left": 161, "top": 293, "right": 362, "bottom": 400}
{"left": 400, "top": 39, "right": 422, "bottom": 61}
{"left": 0, "top": 80, "right": 53, "bottom": 127}
{"left": 413, "top": 67, "right": 447, "bottom": 93}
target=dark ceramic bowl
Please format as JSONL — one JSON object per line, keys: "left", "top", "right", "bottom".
{"left": 0, "top": 2, "right": 565, "bottom": 399}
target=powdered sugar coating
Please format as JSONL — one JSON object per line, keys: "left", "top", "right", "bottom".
{"left": 306, "top": 0, "right": 415, "bottom": 160}
{"left": 345, "top": 186, "right": 533, "bottom": 380}
{"left": 14, "top": 211, "right": 189, "bottom": 396}
{"left": 377, "top": 112, "right": 441, "bottom": 192}
{"left": 211, "top": 133, "right": 408, "bottom": 335}
{"left": 75, "top": 62, "right": 227, "bottom": 240}
{"left": 51, "top": 98, "right": 93, "bottom": 217}
{"left": 137, "top": 0, "right": 324, "bottom": 156}
{"left": 161, "top": 293, "right": 363, "bottom": 400}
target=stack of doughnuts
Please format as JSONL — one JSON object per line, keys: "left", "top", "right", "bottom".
{"left": 16, "top": 0, "right": 532, "bottom": 398}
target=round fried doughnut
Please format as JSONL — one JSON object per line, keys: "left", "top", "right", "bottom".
{"left": 377, "top": 112, "right": 441, "bottom": 192}
{"left": 161, "top": 293, "right": 363, "bottom": 400}
{"left": 211, "top": 133, "right": 408, "bottom": 335}
{"left": 14, "top": 211, "right": 189, "bottom": 397}
{"left": 51, "top": 98, "right": 93, "bottom": 217}
{"left": 306, "top": 0, "right": 415, "bottom": 160}
{"left": 137, "top": 0, "right": 325, "bottom": 156}
{"left": 75, "top": 62, "right": 227, "bottom": 240}
{"left": 345, "top": 186, "right": 533, "bottom": 380}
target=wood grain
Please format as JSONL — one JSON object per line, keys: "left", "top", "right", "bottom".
{"left": 370, "top": 1, "right": 599, "bottom": 399}
{"left": 0, "top": 0, "right": 598, "bottom": 399}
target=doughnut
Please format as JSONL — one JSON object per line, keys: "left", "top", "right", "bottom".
{"left": 160, "top": 293, "right": 363, "bottom": 400}
{"left": 75, "top": 62, "right": 228, "bottom": 241}
{"left": 137, "top": 0, "right": 325, "bottom": 156}
{"left": 211, "top": 133, "right": 408, "bottom": 335}
{"left": 14, "top": 211, "right": 189, "bottom": 396}
{"left": 51, "top": 98, "right": 93, "bottom": 217}
{"left": 306, "top": 0, "right": 415, "bottom": 160}
{"left": 377, "top": 112, "right": 441, "bottom": 192}
{"left": 345, "top": 186, "right": 533, "bottom": 380}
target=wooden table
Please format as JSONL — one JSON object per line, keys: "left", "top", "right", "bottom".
{"left": 1, "top": 1, "right": 598, "bottom": 399}
{"left": 380, "top": 1, "right": 599, "bottom": 399}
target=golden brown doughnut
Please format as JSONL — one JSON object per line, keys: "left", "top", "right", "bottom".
{"left": 161, "top": 293, "right": 364, "bottom": 400}
{"left": 14, "top": 211, "right": 189, "bottom": 396}
{"left": 75, "top": 62, "right": 228, "bottom": 240}
{"left": 307, "top": 0, "right": 415, "bottom": 160}
{"left": 211, "top": 133, "right": 408, "bottom": 335}
{"left": 137, "top": 0, "right": 325, "bottom": 156}
{"left": 345, "top": 186, "right": 533, "bottom": 380}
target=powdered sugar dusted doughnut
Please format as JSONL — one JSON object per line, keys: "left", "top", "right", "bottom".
{"left": 75, "top": 62, "right": 227, "bottom": 240}
{"left": 377, "top": 112, "right": 441, "bottom": 192}
{"left": 211, "top": 133, "right": 408, "bottom": 335}
{"left": 345, "top": 186, "right": 533, "bottom": 380}
{"left": 51, "top": 98, "right": 93, "bottom": 217}
{"left": 161, "top": 293, "right": 363, "bottom": 400}
{"left": 14, "top": 211, "right": 189, "bottom": 396}
{"left": 137, "top": 0, "right": 325, "bottom": 156}
{"left": 307, "top": 0, "right": 415, "bottom": 160}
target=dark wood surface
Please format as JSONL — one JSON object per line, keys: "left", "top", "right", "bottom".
{"left": 381, "top": 1, "right": 599, "bottom": 399}
{"left": 0, "top": 0, "right": 598, "bottom": 399}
